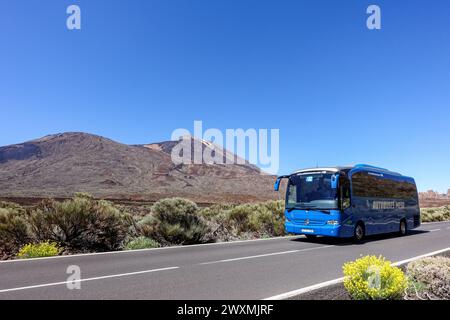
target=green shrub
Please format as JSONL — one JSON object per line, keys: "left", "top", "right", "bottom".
{"left": 124, "top": 237, "right": 160, "bottom": 250}
{"left": 199, "top": 205, "right": 237, "bottom": 242}
{"left": 152, "top": 197, "right": 199, "bottom": 219}
{"left": 228, "top": 205, "right": 254, "bottom": 231}
{"left": 421, "top": 206, "right": 450, "bottom": 222}
{"left": 138, "top": 198, "right": 210, "bottom": 245}
{"left": 200, "top": 203, "right": 235, "bottom": 219}
{"left": 343, "top": 255, "right": 407, "bottom": 300}
{"left": 17, "top": 242, "right": 60, "bottom": 259}
{"left": 226, "top": 201, "right": 285, "bottom": 236}
{"left": 198, "top": 200, "right": 285, "bottom": 241}
{"left": 73, "top": 192, "right": 95, "bottom": 199}
{"left": 259, "top": 200, "right": 285, "bottom": 235}
{"left": 405, "top": 256, "right": 450, "bottom": 299}
{"left": 0, "top": 203, "right": 31, "bottom": 258}
{"left": 29, "top": 194, "right": 132, "bottom": 252}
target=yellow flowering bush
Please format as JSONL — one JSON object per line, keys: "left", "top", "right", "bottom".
{"left": 17, "top": 242, "right": 60, "bottom": 259}
{"left": 343, "top": 255, "right": 407, "bottom": 300}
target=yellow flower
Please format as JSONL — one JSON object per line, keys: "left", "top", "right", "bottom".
{"left": 343, "top": 255, "right": 406, "bottom": 300}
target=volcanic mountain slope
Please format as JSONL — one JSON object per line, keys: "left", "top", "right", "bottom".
{"left": 0, "top": 133, "right": 278, "bottom": 203}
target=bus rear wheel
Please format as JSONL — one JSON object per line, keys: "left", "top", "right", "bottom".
{"left": 399, "top": 219, "right": 407, "bottom": 236}
{"left": 354, "top": 223, "right": 365, "bottom": 243}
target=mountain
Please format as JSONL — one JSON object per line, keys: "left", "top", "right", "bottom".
{"left": 0, "top": 132, "right": 278, "bottom": 203}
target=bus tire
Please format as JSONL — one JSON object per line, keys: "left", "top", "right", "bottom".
{"left": 399, "top": 219, "right": 407, "bottom": 236}
{"left": 353, "top": 223, "right": 365, "bottom": 243}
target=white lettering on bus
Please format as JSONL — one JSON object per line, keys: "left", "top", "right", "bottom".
{"left": 372, "top": 201, "right": 405, "bottom": 210}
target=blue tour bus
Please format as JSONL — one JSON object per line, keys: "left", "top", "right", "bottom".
{"left": 274, "top": 164, "right": 420, "bottom": 241}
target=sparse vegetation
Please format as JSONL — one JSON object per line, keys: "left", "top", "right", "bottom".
{"left": 343, "top": 255, "right": 407, "bottom": 300}
{"left": 0, "top": 195, "right": 282, "bottom": 259}
{"left": 17, "top": 241, "right": 60, "bottom": 259}
{"left": 421, "top": 206, "right": 450, "bottom": 222}
{"left": 405, "top": 256, "right": 450, "bottom": 300}
{"left": 124, "top": 236, "right": 160, "bottom": 250}
{"left": 200, "top": 200, "right": 285, "bottom": 241}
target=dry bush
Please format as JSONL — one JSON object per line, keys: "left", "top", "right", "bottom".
{"left": 29, "top": 194, "right": 132, "bottom": 252}
{"left": 405, "top": 256, "right": 450, "bottom": 300}
{"left": 199, "top": 200, "right": 285, "bottom": 241}
{"left": 0, "top": 202, "right": 31, "bottom": 259}
{"left": 138, "top": 198, "right": 210, "bottom": 245}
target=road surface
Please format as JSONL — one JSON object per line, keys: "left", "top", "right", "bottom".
{"left": 1, "top": 221, "right": 449, "bottom": 299}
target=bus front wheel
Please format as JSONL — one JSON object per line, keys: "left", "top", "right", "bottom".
{"left": 354, "top": 223, "right": 365, "bottom": 243}
{"left": 399, "top": 219, "right": 407, "bottom": 236}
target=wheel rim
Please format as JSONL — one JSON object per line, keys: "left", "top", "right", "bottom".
{"left": 401, "top": 221, "right": 406, "bottom": 234}
{"left": 356, "top": 225, "right": 363, "bottom": 239}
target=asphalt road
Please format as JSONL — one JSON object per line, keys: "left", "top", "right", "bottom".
{"left": 1, "top": 221, "right": 449, "bottom": 300}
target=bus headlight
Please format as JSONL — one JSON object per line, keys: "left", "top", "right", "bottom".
{"left": 327, "top": 220, "right": 340, "bottom": 226}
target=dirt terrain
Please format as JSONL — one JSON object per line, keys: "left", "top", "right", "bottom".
{"left": 0, "top": 132, "right": 280, "bottom": 204}
{"left": 418, "top": 198, "right": 450, "bottom": 208}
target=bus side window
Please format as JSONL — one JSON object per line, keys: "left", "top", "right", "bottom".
{"left": 340, "top": 177, "right": 351, "bottom": 210}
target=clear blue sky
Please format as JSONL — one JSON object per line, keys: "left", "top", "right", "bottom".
{"left": 1, "top": 0, "right": 450, "bottom": 192}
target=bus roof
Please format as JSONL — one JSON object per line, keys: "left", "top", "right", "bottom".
{"left": 292, "top": 166, "right": 352, "bottom": 174}
{"left": 292, "top": 164, "right": 406, "bottom": 178}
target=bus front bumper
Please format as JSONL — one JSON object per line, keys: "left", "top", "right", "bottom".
{"left": 285, "top": 221, "right": 343, "bottom": 237}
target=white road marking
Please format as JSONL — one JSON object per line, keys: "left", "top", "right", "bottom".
{"left": 429, "top": 229, "right": 441, "bottom": 232}
{"left": 199, "top": 245, "right": 334, "bottom": 265}
{"left": 391, "top": 248, "right": 450, "bottom": 266}
{"left": 263, "top": 247, "right": 450, "bottom": 300}
{"left": 0, "top": 266, "right": 179, "bottom": 293}
{"left": 263, "top": 277, "right": 345, "bottom": 300}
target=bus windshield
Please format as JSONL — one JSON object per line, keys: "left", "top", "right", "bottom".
{"left": 286, "top": 173, "right": 338, "bottom": 210}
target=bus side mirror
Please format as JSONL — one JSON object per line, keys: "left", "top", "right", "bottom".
{"left": 274, "top": 175, "right": 289, "bottom": 191}
{"left": 274, "top": 177, "right": 282, "bottom": 191}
